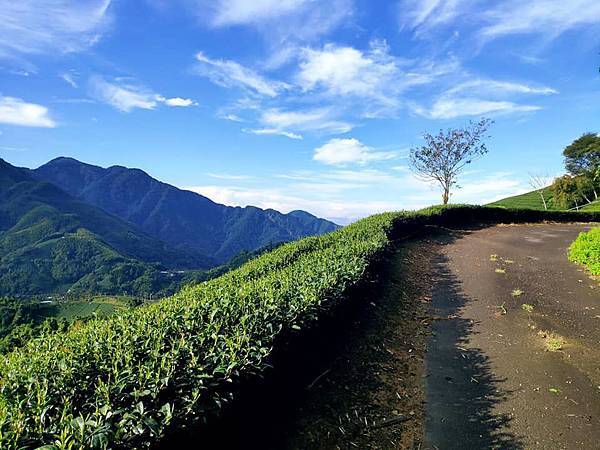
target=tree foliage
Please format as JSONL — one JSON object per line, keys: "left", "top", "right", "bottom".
{"left": 564, "top": 132, "right": 600, "bottom": 176}
{"left": 409, "top": 118, "right": 493, "bottom": 204}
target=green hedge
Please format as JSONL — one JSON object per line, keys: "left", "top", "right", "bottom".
{"left": 0, "top": 205, "right": 598, "bottom": 449}
{"left": 569, "top": 227, "right": 600, "bottom": 275}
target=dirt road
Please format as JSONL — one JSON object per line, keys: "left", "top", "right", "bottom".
{"left": 426, "top": 223, "right": 600, "bottom": 450}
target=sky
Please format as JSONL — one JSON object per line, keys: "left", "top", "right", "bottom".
{"left": 1, "top": 0, "right": 599, "bottom": 223}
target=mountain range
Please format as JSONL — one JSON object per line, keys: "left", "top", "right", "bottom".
{"left": 0, "top": 157, "right": 338, "bottom": 295}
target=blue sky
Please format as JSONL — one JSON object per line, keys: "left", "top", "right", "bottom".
{"left": 1, "top": 0, "right": 599, "bottom": 223}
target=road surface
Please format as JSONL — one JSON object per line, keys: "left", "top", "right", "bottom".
{"left": 426, "top": 223, "right": 600, "bottom": 450}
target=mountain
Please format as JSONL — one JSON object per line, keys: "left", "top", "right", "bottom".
{"left": 33, "top": 157, "right": 339, "bottom": 263}
{"left": 0, "top": 159, "right": 213, "bottom": 295}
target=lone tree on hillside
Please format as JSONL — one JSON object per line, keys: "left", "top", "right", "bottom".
{"left": 528, "top": 172, "right": 553, "bottom": 210}
{"left": 409, "top": 118, "right": 493, "bottom": 205}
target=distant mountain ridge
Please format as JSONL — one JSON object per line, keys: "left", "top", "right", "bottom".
{"left": 32, "top": 157, "right": 339, "bottom": 264}
{"left": 0, "top": 158, "right": 211, "bottom": 295}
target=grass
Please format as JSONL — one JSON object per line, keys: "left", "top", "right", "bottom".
{"left": 538, "top": 330, "right": 565, "bottom": 351}
{"left": 511, "top": 289, "right": 524, "bottom": 297}
{"left": 521, "top": 303, "right": 534, "bottom": 313}
{"left": 0, "top": 205, "right": 597, "bottom": 449}
{"left": 568, "top": 227, "right": 600, "bottom": 275}
{"left": 35, "top": 296, "right": 131, "bottom": 321}
{"left": 495, "top": 268, "right": 506, "bottom": 274}
{"left": 489, "top": 189, "right": 559, "bottom": 210}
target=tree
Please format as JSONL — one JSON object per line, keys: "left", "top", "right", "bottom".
{"left": 551, "top": 175, "right": 580, "bottom": 209}
{"left": 528, "top": 172, "right": 553, "bottom": 210}
{"left": 409, "top": 118, "right": 493, "bottom": 205}
{"left": 564, "top": 132, "right": 600, "bottom": 199}
{"left": 564, "top": 132, "right": 600, "bottom": 175}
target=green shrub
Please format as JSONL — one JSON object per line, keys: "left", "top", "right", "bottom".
{"left": 0, "top": 206, "right": 597, "bottom": 449}
{"left": 569, "top": 227, "right": 600, "bottom": 275}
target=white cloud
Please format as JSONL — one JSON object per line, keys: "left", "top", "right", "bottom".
{"left": 296, "top": 41, "right": 403, "bottom": 108}
{"left": 0, "top": 96, "right": 56, "bottom": 127}
{"left": 295, "top": 40, "right": 461, "bottom": 117}
{"left": 419, "top": 97, "right": 541, "bottom": 119}
{"left": 195, "top": 52, "right": 287, "bottom": 97}
{"left": 244, "top": 128, "right": 303, "bottom": 140}
{"left": 90, "top": 76, "right": 195, "bottom": 112}
{"left": 313, "top": 138, "right": 398, "bottom": 166}
{"left": 259, "top": 108, "right": 354, "bottom": 135}
{"left": 0, "top": 0, "right": 113, "bottom": 58}
{"left": 161, "top": 96, "right": 196, "bottom": 107}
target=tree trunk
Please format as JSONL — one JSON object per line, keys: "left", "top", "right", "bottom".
{"left": 442, "top": 187, "right": 450, "bottom": 205}
{"left": 538, "top": 191, "right": 547, "bottom": 210}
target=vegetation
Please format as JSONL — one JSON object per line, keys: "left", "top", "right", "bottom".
{"left": 0, "top": 159, "right": 299, "bottom": 297}
{"left": 0, "top": 205, "right": 597, "bottom": 449}
{"left": 409, "top": 118, "right": 492, "bottom": 204}
{"left": 33, "top": 157, "right": 339, "bottom": 264}
{"left": 490, "top": 189, "right": 558, "bottom": 210}
{"left": 568, "top": 227, "right": 600, "bottom": 275}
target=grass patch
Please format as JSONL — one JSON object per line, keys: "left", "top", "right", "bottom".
{"left": 495, "top": 268, "right": 506, "bottom": 274}
{"left": 538, "top": 330, "right": 565, "bottom": 351}
{"left": 511, "top": 289, "right": 524, "bottom": 297}
{"left": 521, "top": 303, "right": 534, "bottom": 313}
{"left": 568, "top": 228, "right": 600, "bottom": 275}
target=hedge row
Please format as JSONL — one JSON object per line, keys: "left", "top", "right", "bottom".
{"left": 0, "top": 205, "right": 597, "bottom": 449}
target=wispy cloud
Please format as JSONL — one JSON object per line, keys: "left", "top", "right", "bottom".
{"left": 60, "top": 72, "right": 78, "bottom": 88}
{"left": 244, "top": 128, "right": 303, "bottom": 140}
{"left": 259, "top": 108, "right": 354, "bottom": 136}
{"left": 399, "top": 0, "right": 600, "bottom": 43}
{"left": 195, "top": 52, "right": 288, "bottom": 97}
{"left": 413, "top": 77, "right": 556, "bottom": 119}
{"left": 196, "top": 0, "right": 353, "bottom": 67}
{"left": 89, "top": 76, "right": 196, "bottom": 112}
{"left": 0, "top": 0, "right": 113, "bottom": 59}
{"left": 416, "top": 97, "right": 541, "bottom": 119}
{"left": 480, "top": 0, "right": 600, "bottom": 41}
{"left": 313, "top": 138, "right": 398, "bottom": 165}
{"left": 208, "top": 0, "right": 311, "bottom": 26}
{"left": 0, "top": 96, "right": 56, "bottom": 127}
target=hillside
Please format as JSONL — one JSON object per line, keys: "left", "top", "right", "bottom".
{"left": 488, "top": 189, "right": 560, "bottom": 210}
{"left": 0, "top": 159, "right": 212, "bottom": 295}
{"left": 33, "top": 157, "right": 339, "bottom": 263}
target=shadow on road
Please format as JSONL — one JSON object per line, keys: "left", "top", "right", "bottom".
{"left": 425, "top": 230, "right": 524, "bottom": 450}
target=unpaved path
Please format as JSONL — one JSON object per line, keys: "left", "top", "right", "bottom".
{"left": 426, "top": 223, "right": 600, "bottom": 450}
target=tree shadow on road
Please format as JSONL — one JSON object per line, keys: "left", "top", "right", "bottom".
{"left": 425, "top": 230, "right": 524, "bottom": 450}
